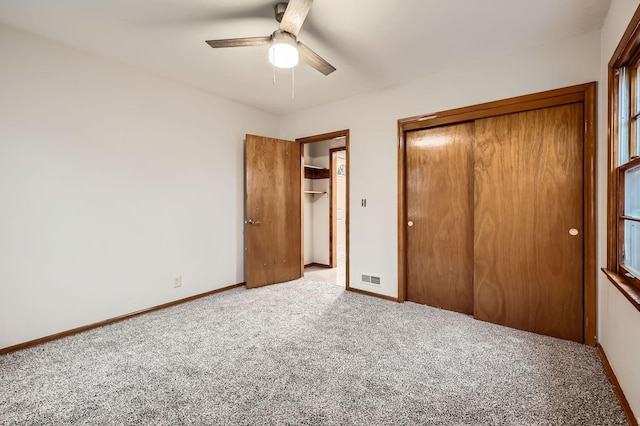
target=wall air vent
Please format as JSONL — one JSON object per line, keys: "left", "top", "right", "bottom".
{"left": 361, "top": 274, "right": 381, "bottom": 285}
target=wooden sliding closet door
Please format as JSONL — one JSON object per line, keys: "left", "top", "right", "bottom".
{"left": 473, "top": 104, "right": 584, "bottom": 342}
{"left": 406, "top": 123, "right": 474, "bottom": 314}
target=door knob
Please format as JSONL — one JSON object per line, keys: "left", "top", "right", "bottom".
{"left": 408, "top": 221, "right": 414, "bottom": 227}
{"left": 247, "top": 219, "right": 261, "bottom": 225}
{"left": 569, "top": 228, "right": 579, "bottom": 236}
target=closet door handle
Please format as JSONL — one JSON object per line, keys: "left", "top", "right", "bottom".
{"left": 247, "top": 219, "right": 261, "bottom": 225}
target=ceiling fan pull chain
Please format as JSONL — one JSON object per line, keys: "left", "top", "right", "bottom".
{"left": 272, "top": 48, "right": 276, "bottom": 84}
{"left": 292, "top": 66, "right": 295, "bottom": 99}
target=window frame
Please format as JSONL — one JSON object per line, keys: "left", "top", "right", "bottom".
{"left": 618, "top": 157, "right": 640, "bottom": 280}
{"left": 605, "top": 5, "right": 640, "bottom": 310}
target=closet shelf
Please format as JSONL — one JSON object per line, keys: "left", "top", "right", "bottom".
{"left": 304, "top": 165, "right": 330, "bottom": 180}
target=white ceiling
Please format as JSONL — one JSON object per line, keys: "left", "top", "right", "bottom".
{"left": 0, "top": 0, "right": 611, "bottom": 116}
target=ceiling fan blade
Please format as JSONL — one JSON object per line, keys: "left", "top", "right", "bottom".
{"left": 206, "top": 36, "right": 272, "bottom": 48}
{"left": 280, "top": 0, "right": 313, "bottom": 37}
{"left": 297, "top": 42, "right": 336, "bottom": 75}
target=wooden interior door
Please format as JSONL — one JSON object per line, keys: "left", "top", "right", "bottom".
{"left": 330, "top": 148, "right": 347, "bottom": 269}
{"left": 245, "top": 134, "right": 302, "bottom": 288}
{"left": 473, "top": 104, "right": 584, "bottom": 342}
{"left": 406, "top": 122, "right": 475, "bottom": 314}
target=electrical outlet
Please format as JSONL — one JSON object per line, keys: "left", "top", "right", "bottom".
{"left": 174, "top": 276, "right": 182, "bottom": 288}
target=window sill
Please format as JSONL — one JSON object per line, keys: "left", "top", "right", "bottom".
{"left": 602, "top": 268, "right": 640, "bottom": 313}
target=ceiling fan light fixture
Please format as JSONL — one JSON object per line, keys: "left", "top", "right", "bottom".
{"left": 269, "top": 30, "right": 299, "bottom": 69}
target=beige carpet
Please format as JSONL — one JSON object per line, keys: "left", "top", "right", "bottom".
{"left": 0, "top": 278, "right": 626, "bottom": 425}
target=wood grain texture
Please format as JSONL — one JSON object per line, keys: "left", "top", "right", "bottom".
{"left": 245, "top": 135, "right": 301, "bottom": 288}
{"left": 602, "top": 268, "right": 640, "bottom": 312}
{"left": 609, "top": 3, "right": 640, "bottom": 68}
{"left": 304, "top": 262, "right": 331, "bottom": 269}
{"left": 398, "top": 84, "right": 596, "bottom": 343}
{"left": 397, "top": 84, "right": 592, "bottom": 136}
{"left": 296, "top": 130, "right": 349, "bottom": 145}
{"left": 304, "top": 166, "right": 330, "bottom": 179}
{"left": 606, "top": 6, "right": 640, "bottom": 322}
{"left": 473, "top": 104, "right": 584, "bottom": 342}
{"left": 583, "top": 83, "right": 597, "bottom": 346}
{"left": 280, "top": 0, "right": 312, "bottom": 37}
{"left": 608, "top": 69, "right": 621, "bottom": 270}
{"left": 397, "top": 122, "right": 407, "bottom": 302}
{"left": 297, "top": 42, "right": 336, "bottom": 75}
{"left": 399, "top": 85, "right": 588, "bottom": 133}
{"left": 406, "top": 123, "right": 475, "bottom": 314}
{"left": 206, "top": 36, "right": 272, "bottom": 48}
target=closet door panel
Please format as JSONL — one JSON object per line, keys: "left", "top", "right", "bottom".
{"left": 473, "top": 104, "right": 584, "bottom": 342}
{"left": 406, "top": 123, "right": 474, "bottom": 314}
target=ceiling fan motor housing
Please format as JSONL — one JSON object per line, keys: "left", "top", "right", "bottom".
{"left": 269, "top": 30, "right": 299, "bottom": 68}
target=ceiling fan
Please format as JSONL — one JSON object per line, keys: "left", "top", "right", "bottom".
{"left": 205, "top": 0, "right": 336, "bottom": 76}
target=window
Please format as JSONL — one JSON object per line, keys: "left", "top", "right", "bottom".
{"left": 608, "top": 9, "right": 640, "bottom": 302}
{"left": 617, "top": 68, "right": 640, "bottom": 281}
{"left": 621, "top": 160, "right": 640, "bottom": 276}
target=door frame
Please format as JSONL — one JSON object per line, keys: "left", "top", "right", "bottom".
{"left": 297, "top": 130, "right": 351, "bottom": 290}
{"left": 329, "top": 147, "right": 347, "bottom": 268}
{"left": 397, "top": 83, "right": 597, "bottom": 345}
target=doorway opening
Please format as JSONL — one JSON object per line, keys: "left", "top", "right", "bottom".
{"left": 297, "top": 130, "right": 350, "bottom": 289}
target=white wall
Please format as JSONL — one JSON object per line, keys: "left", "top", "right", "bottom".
{"left": 599, "top": 0, "right": 640, "bottom": 421}
{"left": 0, "top": 23, "right": 279, "bottom": 349}
{"left": 280, "top": 29, "right": 601, "bottom": 298}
